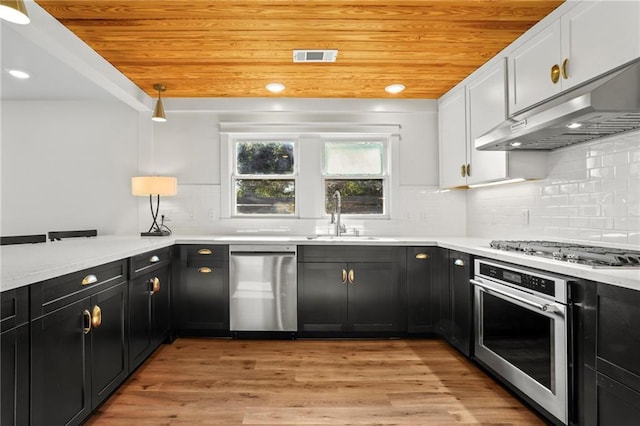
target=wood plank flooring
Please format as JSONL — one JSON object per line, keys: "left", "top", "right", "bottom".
{"left": 86, "top": 338, "right": 545, "bottom": 425}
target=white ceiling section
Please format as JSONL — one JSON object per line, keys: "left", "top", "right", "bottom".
{"left": 0, "top": 0, "right": 150, "bottom": 109}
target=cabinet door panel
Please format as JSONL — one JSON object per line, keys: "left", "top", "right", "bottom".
{"left": 597, "top": 372, "right": 640, "bottom": 426}
{"left": 449, "top": 251, "right": 473, "bottom": 356}
{"left": 1, "top": 325, "right": 29, "bottom": 426}
{"left": 152, "top": 265, "right": 171, "bottom": 345}
{"left": 298, "top": 263, "right": 347, "bottom": 332}
{"left": 176, "top": 261, "right": 229, "bottom": 332}
{"left": 128, "top": 274, "right": 153, "bottom": 371}
{"left": 348, "top": 262, "right": 399, "bottom": 332}
{"left": 439, "top": 88, "right": 468, "bottom": 188}
{"left": 562, "top": 1, "right": 640, "bottom": 90}
{"left": 91, "top": 282, "right": 128, "bottom": 408}
{"left": 466, "top": 62, "right": 508, "bottom": 184}
{"left": 31, "top": 298, "right": 91, "bottom": 426}
{"left": 406, "top": 247, "right": 436, "bottom": 333}
{"left": 508, "top": 19, "right": 562, "bottom": 114}
{"left": 596, "top": 284, "right": 640, "bottom": 391}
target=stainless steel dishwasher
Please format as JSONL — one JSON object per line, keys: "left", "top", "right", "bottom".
{"left": 229, "top": 244, "right": 297, "bottom": 332}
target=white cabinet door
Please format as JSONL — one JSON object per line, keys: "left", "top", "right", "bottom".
{"left": 508, "top": 19, "right": 563, "bottom": 114}
{"left": 466, "top": 61, "right": 508, "bottom": 185}
{"left": 561, "top": 0, "right": 640, "bottom": 90}
{"left": 438, "top": 88, "right": 468, "bottom": 188}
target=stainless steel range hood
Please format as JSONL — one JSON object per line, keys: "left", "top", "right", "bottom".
{"left": 476, "top": 60, "right": 640, "bottom": 151}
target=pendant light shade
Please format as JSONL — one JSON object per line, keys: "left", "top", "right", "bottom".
{"left": 0, "top": 0, "right": 30, "bottom": 24}
{"left": 152, "top": 83, "right": 167, "bottom": 122}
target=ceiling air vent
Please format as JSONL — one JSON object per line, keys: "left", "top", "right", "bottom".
{"left": 293, "top": 49, "right": 338, "bottom": 63}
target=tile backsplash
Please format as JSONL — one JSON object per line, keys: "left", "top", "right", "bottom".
{"left": 467, "top": 130, "right": 640, "bottom": 246}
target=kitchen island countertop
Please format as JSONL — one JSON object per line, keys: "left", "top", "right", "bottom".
{"left": 1, "top": 235, "right": 638, "bottom": 292}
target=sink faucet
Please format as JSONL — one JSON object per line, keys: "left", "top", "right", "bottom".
{"left": 331, "top": 190, "right": 346, "bottom": 236}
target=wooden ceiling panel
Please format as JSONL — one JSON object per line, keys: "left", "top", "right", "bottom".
{"left": 35, "top": 0, "right": 564, "bottom": 99}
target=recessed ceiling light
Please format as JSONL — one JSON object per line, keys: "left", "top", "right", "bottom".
{"left": 566, "top": 122, "right": 583, "bottom": 129}
{"left": 385, "top": 84, "right": 405, "bottom": 94}
{"left": 7, "top": 69, "right": 30, "bottom": 79}
{"left": 266, "top": 82, "right": 285, "bottom": 93}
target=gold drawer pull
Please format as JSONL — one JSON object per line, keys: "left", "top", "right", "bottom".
{"left": 149, "top": 277, "right": 160, "bottom": 294}
{"left": 454, "top": 259, "right": 465, "bottom": 267}
{"left": 198, "top": 249, "right": 212, "bottom": 255}
{"left": 81, "top": 274, "right": 97, "bottom": 286}
{"left": 83, "top": 310, "right": 92, "bottom": 334}
{"left": 348, "top": 269, "right": 355, "bottom": 284}
{"left": 460, "top": 164, "right": 466, "bottom": 177}
{"left": 198, "top": 267, "right": 212, "bottom": 273}
{"left": 92, "top": 305, "right": 102, "bottom": 328}
{"left": 561, "top": 58, "right": 569, "bottom": 79}
{"left": 415, "top": 253, "right": 429, "bottom": 260}
{"left": 149, "top": 255, "right": 160, "bottom": 263}
{"left": 341, "top": 269, "right": 347, "bottom": 284}
{"left": 551, "top": 64, "right": 560, "bottom": 84}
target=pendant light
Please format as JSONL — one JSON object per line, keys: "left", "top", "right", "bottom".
{"left": 152, "top": 84, "right": 167, "bottom": 122}
{"left": 0, "top": 0, "right": 30, "bottom": 24}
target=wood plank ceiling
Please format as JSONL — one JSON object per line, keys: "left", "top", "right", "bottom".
{"left": 35, "top": 0, "right": 564, "bottom": 99}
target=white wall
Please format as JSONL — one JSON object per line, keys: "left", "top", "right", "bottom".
{"left": 150, "top": 102, "right": 467, "bottom": 237}
{"left": 467, "top": 130, "right": 640, "bottom": 247}
{"left": 1, "top": 101, "right": 141, "bottom": 236}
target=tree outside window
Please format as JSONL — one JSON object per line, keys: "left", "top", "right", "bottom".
{"left": 234, "top": 141, "right": 296, "bottom": 215}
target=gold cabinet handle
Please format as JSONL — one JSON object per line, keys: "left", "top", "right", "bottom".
{"left": 83, "top": 309, "right": 92, "bottom": 334}
{"left": 454, "top": 259, "right": 465, "bottom": 267}
{"left": 561, "top": 58, "right": 569, "bottom": 79}
{"left": 460, "top": 164, "right": 467, "bottom": 178}
{"left": 551, "top": 64, "right": 560, "bottom": 84}
{"left": 466, "top": 163, "right": 471, "bottom": 177}
{"left": 415, "top": 253, "right": 429, "bottom": 260}
{"left": 198, "top": 248, "right": 212, "bottom": 255}
{"left": 198, "top": 267, "right": 212, "bottom": 273}
{"left": 348, "top": 269, "right": 355, "bottom": 284}
{"left": 149, "top": 255, "right": 160, "bottom": 263}
{"left": 92, "top": 305, "right": 102, "bottom": 328}
{"left": 149, "top": 277, "right": 160, "bottom": 294}
{"left": 341, "top": 269, "right": 347, "bottom": 284}
{"left": 82, "top": 274, "right": 97, "bottom": 286}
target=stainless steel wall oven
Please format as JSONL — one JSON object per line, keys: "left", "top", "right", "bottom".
{"left": 471, "top": 259, "right": 573, "bottom": 425}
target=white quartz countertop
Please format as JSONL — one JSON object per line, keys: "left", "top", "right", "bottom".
{"left": 1, "top": 235, "right": 638, "bottom": 292}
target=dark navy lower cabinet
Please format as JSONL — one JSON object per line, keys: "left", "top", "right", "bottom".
{"left": 30, "top": 260, "right": 128, "bottom": 426}
{"left": 406, "top": 247, "right": 440, "bottom": 334}
{"left": 1, "top": 287, "right": 29, "bottom": 426}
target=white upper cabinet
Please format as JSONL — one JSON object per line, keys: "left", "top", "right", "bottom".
{"left": 508, "top": 0, "right": 640, "bottom": 115}
{"left": 439, "top": 60, "right": 547, "bottom": 189}
{"left": 466, "top": 61, "right": 507, "bottom": 185}
{"left": 561, "top": 0, "right": 640, "bottom": 92}
{"left": 438, "top": 87, "right": 468, "bottom": 188}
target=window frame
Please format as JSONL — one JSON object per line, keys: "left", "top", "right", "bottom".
{"left": 321, "top": 137, "right": 390, "bottom": 218}
{"left": 231, "top": 138, "right": 299, "bottom": 217}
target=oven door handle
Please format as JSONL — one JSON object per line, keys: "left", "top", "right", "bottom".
{"left": 470, "top": 279, "right": 560, "bottom": 314}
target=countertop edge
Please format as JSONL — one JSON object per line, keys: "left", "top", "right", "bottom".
{"left": 1, "top": 235, "right": 638, "bottom": 292}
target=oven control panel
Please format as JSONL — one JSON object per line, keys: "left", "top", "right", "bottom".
{"left": 479, "top": 262, "right": 556, "bottom": 297}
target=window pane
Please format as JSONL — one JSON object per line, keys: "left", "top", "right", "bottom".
{"left": 236, "top": 179, "right": 295, "bottom": 215}
{"left": 325, "top": 179, "right": 383, "bottom": 214}
{"left": 237, "top": 142, "right": 294, "bottom": 175}
{"left": 325, "top": 142, "right": 383, "bottom": 175}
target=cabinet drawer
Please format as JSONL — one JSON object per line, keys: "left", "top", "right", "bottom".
{"left": 1, "top": 287, "right": 29, "bottom": 332}
{"left": 30, "top": 260, "right": 127, "bottom": 319}
{"left": 185, "top": 245, "right": 228, "bottom": 263}
{"left": 300, "top": 245, "right": 399, "bottom": 263}
{"left": 131, "top": 247, "right": 172, "bottom": 276}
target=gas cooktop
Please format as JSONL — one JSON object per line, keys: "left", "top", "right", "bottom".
{"left": 490, "top": 240, "right": 640, "bottom": 268}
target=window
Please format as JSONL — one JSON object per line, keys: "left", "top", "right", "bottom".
{"left": 323, "top": 140, "right": 387, "bottom": 215}
{"left": 233, "top": 140, "right": 296, "bottom": 215}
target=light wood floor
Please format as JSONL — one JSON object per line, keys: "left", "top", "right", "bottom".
{"left": 87, "top": 338, "right": 545, "bottom": 425}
